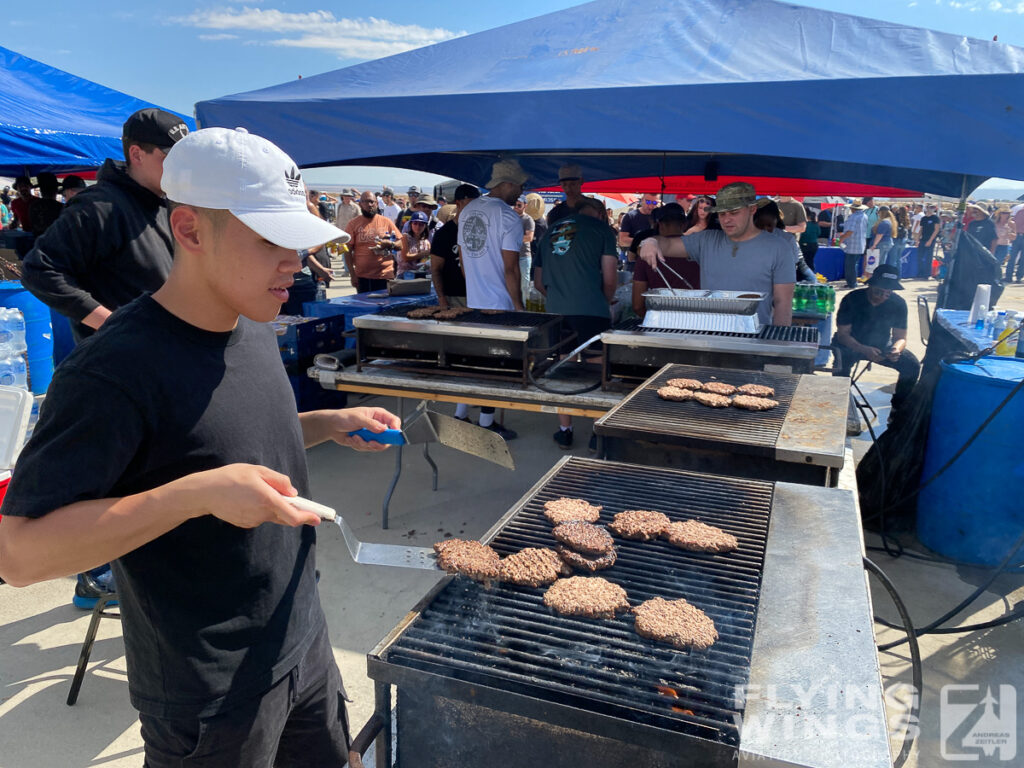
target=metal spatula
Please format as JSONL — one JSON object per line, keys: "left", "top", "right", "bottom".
{"left": 289, "top": 496, "right": 440, "bottom": 570}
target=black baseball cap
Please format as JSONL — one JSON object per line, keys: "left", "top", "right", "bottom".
{"left": 122, "top": 108, "right": 189, "bottom": 149}
{"left": 653, "top": 202, "right": 686, "bottom": 223}
{"left": 453, "top": 183, "right": 481, "bottom": 202}
{"left": 61, "top": 174, "right": 87, "bottom": 192}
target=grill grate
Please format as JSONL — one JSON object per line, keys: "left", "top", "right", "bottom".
{"left": 597, "top": 364, "right": 798, "bottom": 450}
{"left": 380, "top": 457, "right": 773, "bottom": 748}
{"left": 376, "top": 302, "right": 556, "bottom": 328}
{"left": 610, "top": 318, "right": 819, "bottom": 344}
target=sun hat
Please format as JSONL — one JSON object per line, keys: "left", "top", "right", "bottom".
{"left": 558, "top": 164, "right": 583, "bottom": 182}
{"left": 162, "top": 127, "right": 348, "bottom": 249}
{"left": 710, "top": 182, "right": 757, "bottom": 213}
{"left": 486, "top": 159, "right": 529, "bottom": 190}
{"left": 122, "top": 108, "right": 189, "bottom": 149}
{"left": 341, "top": 187, "right": 357, "bottom": 198}
{"left": 849, "top": 203, "right": 868, "bottom": 211}
{"left": 866, "top": 265, "right": 903, "bottom": 291}
{"left": 415, "top": 194, "right": 438, "bottom": 209}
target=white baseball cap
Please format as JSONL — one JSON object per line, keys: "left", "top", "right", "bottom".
{"left": 161, "top": 127, "right": 349, "bottom": 249}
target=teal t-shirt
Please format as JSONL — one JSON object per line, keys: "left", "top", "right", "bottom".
{"left": 536, "top": 214, "right": 617, "bottom": 318}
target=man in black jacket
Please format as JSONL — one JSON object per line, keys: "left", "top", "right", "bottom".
{"left": 22, "top": 107, "right": 189, "bottom": 344}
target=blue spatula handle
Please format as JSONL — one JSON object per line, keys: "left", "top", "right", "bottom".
{"left": 348, "top": 428, "right": 406, "bottom": 445}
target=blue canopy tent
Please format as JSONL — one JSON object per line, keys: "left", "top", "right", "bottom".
{"left": 0, "top": 46, "right": 194, "bottom": 176}
{"left": 195, "top": 0, "right": 1024, "bottom": 196}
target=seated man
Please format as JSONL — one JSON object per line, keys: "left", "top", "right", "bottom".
{"left": 832, "top": 265, "right": 920, "bottom": 421}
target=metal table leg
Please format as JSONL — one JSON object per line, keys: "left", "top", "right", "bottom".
{"left": 423, "top": 443, "right": 438, "bottom": 491}
{"left": 381, "top": 397, "right": 404, "bottom": 530}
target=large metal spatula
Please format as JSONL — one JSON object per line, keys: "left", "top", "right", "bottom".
{"left": 289, "top": 496, "right": 440, "bottom": 570}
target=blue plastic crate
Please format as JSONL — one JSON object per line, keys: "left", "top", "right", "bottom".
{"left": 273, "top": 314, "right": 348, "bottom": 365}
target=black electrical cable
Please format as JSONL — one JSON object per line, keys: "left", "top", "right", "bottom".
{"left": 876, "top": 527, "right": 1024, "bottom": 652}
{"left": 874, "top": 602, "right": 1024, "bottom": 634}
{"left": 526, "top": 363, "right": 602, "bottom": 395}
{"left": 864, "top": 558, "right": 922, "bottom": 768}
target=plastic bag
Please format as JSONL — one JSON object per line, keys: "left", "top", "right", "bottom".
{"left": 865, "top": 248, "right": 881, "bottom": 272}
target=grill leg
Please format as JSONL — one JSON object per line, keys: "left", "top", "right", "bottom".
{"left": 423, "top": 444, "right": 438, "bottom": 491}
{"left": 375, "top": 681, "right": 392, "bottom": 768}
{"left": 381, "top": 397, "right": 404, "bottom": 530}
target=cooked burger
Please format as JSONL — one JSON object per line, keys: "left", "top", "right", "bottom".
{"left": 543, "top": 497, "right": 602, "bottom": 524}
{"left": 731, "top": 395, "right": 780, "bottom": 411}
{"left": 634, "top": 597, "right": 718, "bottom": 650}
{"left": 433, "top": 539, "right": 502, "bottom": 581}
{"left": 737, "top": 383, "right": 775, "bottom": 398}
{"left": 433, "top": 308, "right": 464, "bottom": 320}
{"left": 499, "top": 547, "right": 569, "bottom": 587}
{"left": 662, "top": 520, "right": 739, "bottom": 553}
{"left": 557, "top": 545, "right": 617, "bottom": 572}
{"left": 701, "top": 381, "right": 737, "bottom": 396}
{"left": 657, "top": 386, "right": 694, "bottom": 402}
{"left": 666, "top": 377, "right": 703, "bottom": 391}
{"left": 543, "top": 576, "right": 630, "bottom": 619}
{"left": 552, "top": 521, "right": 615, "bottom": 555}
{"left": 692, "top": 391, "right": 731, "bottom": 408}
{"left": 480, "top": 309, "right": 505, "bottom": 315}
{"left": 406, "top": 306, "right": 440, "bottom": 319}
{"left": 609, "top": 509, "right": 671, "bottom": 541}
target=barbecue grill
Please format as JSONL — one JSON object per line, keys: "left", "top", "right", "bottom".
{"left": 354, "top": 303, "right": 569, "bottom": 385}
{"left": 601, "top": 318, "right": 820, "bottom": 388}
{"left": 594, "top": 363, "right": 847, "bottom": 486}
{"left": 354, "top": 457, "right": 891, "bottom": 768}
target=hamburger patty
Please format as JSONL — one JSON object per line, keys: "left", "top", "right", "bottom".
{"left": 499, "top": 548, "right": 569, "bottom": 587}
{"left": 662, "top": 520, "right": 739, "bottom": 553}
{"left": 731, "top": 394, "right": 780, "bottom": 411}
{"left": 657, "top": 386, "right": 694, "bottom": 402}
{"left": 432, "top": 309, "right": 465, "bottom": 320}
{"left": 609, "top": 509, "right": 671, "bottom": 541}
{"left": 543, "top": 576, "right": 630, "bottom": 619}
{"left": 634, "top": 597, "right": 718, "bottom": 650}
{"left": 552, "top": 521, "right": 615, "bottom": 555}
{"left": 543, "top": 497, "right": 602, "bottom": 524}
{"left": 406, "top": 306, "right": 440, "bottom": 319}
{"left": 737, "top": 383, "right": 775, "bottom": 398}
{"left": 433, "top": 539, "right": 502, "bottom": 581}
{"left": 701, "top": 381, "right": 737, "bottom": 396}
{"left": 666, "top": 377, "right": 703, "bottom": 390}
{"left": 479, "top": 309, "right": 505, "bottom": 315}
{"left": 557, "top": 545, "right": 617, "bottom": 572}
{"left": 692, "top": 391, "right": 731, "bottom": 408}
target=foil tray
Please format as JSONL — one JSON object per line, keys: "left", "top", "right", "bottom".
{"left": 643, "top": 288, "right": 764, "bottom": 315}
{"left": 641, "top": 309, "right": 761, "bottom": 334}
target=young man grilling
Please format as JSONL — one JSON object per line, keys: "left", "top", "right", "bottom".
{"left": 0, "top": 127, "right": 401, "bottom": 766}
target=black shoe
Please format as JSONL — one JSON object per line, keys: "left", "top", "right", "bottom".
{"left": 553, "top": 428, "right": 574, "bottom": 449}
{"left": 588, "top": 432, "right": 598, "bottom": 453}
{"left": 484, "top": 421, "right": 517, "bottom": 440}
{"left": 455, "top": 416, "right": 470, "bottom": 422}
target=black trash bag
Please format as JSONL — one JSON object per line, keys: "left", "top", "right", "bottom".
{"left": 936, "top": 232, "right": 1004, "bottom": 310}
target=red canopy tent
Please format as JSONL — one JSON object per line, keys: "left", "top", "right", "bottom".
{"left": 537, "top": 175, "right": 921, "bottom": 199}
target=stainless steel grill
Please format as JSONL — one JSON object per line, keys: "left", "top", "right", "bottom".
{"left": 594, "top": 363, "right": 848, "bottom": 486}
{"left": 368, "top": 457, "right": 774, "bottom": 767}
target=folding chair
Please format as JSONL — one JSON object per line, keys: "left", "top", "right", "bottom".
{"left": 66, "top": 592, "right": 121, "bottom": 706}
{"left": 917, "top": 295, "right": 931, "bottom": 346}
{"left": 849, "top": 360, "right": 878, "bottom": 424}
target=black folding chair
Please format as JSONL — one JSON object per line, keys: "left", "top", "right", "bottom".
{"left": 66, "top": 592, "right": 121, "bottom": 706}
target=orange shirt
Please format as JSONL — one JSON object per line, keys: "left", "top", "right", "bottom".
{"left": 345, "top": 214, "right": 401, "bottom": 280}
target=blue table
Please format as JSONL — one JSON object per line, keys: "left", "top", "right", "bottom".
{"left": 302, "top": 290, "right": 435, "bottom": 348}
{"left": 933, "top": 309, "right": 996, "bottom": 356}
{"left": 814, "top": 246, "right": 918, "bottom": 282}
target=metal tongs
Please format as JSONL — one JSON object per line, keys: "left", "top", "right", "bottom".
{"left": 289, "top": 496, "right": 440, "bottom": 570}
{"left": 653, "top": 258, "right": 696, "bottom": 293}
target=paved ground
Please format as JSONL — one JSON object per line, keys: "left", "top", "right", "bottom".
{"left": 1, "top": 274, "right": 1022, "bottom": 767}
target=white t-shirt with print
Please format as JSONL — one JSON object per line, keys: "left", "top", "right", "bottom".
{"left": 457, "top": 196, "right": 523, "bottom": 310}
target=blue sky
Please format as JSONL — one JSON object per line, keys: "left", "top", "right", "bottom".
{"left": 4, "top": 1, "right": 1023, "bottom": 192}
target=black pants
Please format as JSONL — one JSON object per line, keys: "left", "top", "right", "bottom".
{"left": 844, "top": 252, "right": 864, "bottom": 288}
{"left": 832, "top": 342, "right": 921, "bottom": 411}
{"left": 357, "top": 277, "right": 388, "bottom": 293}
{"left": 916, "top": 242, "right": 935, "bottom": 280}
{"left": 140, "top": 623, "right": 349, "bottom": 768}
{"left": 799, "top": 242, "right": 818, "bottom": 272}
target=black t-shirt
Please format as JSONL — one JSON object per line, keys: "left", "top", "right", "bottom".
{"left": 430, "top": 220, "right": 466, "bottom": 298}
{"left": 967, "top": 217, "right": 997, "bottom": 249}
{"left": 546, "top": 201, "right": 573, "bottom": 227}
{"left": 919, "top": 214, "right": 940, "bottom": 244}
{"left": 2, "top": 295, "right": 322, "bottom": 718}
{"left": 835, "top": 288, "right": 907, "bottom": 350}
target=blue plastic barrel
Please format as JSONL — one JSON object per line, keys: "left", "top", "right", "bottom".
{"left": 917, "top": 357, "right": 1024, "bottom": 566}
{"left": 0, "top": 282, "right": 53, "bottom": 394}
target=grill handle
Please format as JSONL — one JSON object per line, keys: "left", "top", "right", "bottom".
{"left": 348, "top": 712, "right": 386, "bottom": 768}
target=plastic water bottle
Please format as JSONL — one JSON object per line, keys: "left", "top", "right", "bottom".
{"left": 315, "top": 280, "right": 327, "bottom": 302}
{"left": 992, "top": 311, "right": 1008, "bottom": 339}
{"left": 0, "top": 309, "right": 13, "bottom": 357}
{"left": 7, "top": 309, "right": 26, "bottom": 354}
{"left": 975, "top": 304, "right": 987, "bottom": 331}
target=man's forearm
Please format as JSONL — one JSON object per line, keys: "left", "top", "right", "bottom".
{"left": 617, "top": 231, "right": 633, "bottom": 249}
{"left": 0, "top": 489, "right": 194, "bottom": 586}
{"left": 504, "top": 266, "right": 523, "bottom": 309}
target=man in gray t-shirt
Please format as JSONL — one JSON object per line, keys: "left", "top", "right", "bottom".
{"left": 639, "top": 182, "right": 794, "bottom": 326}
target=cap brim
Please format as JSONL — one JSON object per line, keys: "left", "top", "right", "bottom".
{"left": 709, "top": 203, "right": 750, "bottom": 213}
{"left": 234, "top": 208, "right": 349, "bottom": 250}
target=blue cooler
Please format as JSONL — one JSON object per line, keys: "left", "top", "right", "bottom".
{"left": 917, "top": 357, "right": 1024, "bottom": 566}
{"left": 0, "top": 282, "right": 53, "bottom": 394}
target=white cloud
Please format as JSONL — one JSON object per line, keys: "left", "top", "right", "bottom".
{"left": 945, "top": 0, "right": 1024, "bottom": 10}
{"left": 170, "top": 6, "right": 465, "bottom": 59}
{"left": 199, "top": 33, "right": 238, "bottom": 41}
